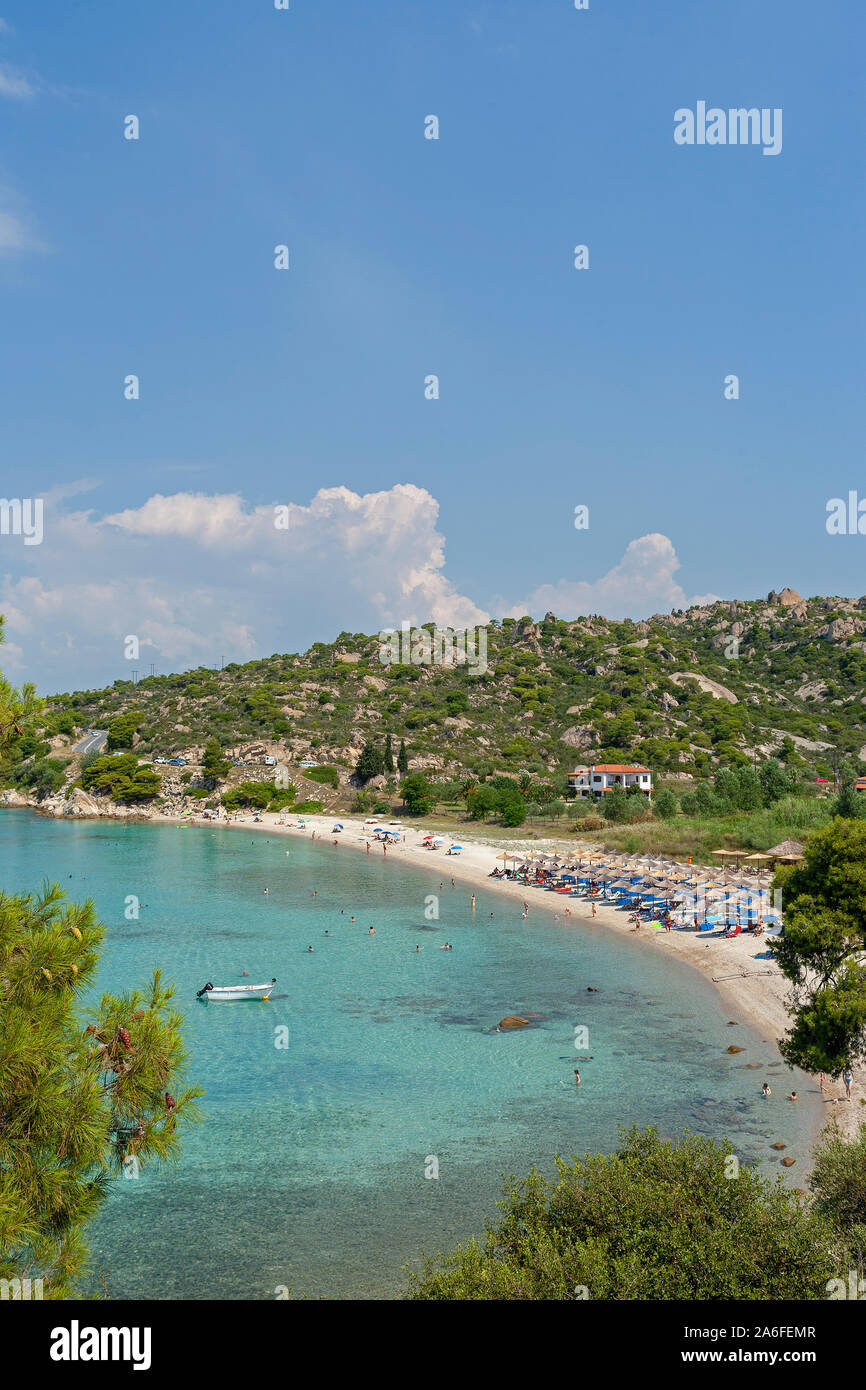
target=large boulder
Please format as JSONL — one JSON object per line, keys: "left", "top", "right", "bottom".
{"left": 0, "top": 788, "right": 36, "bottom": 808}
{"left": 499, "top": 1015, "right": 531, "bottom": 1030}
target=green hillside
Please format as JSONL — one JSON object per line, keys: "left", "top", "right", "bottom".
{"left": 18, "top": 587, "right": 866, "bottom": 787}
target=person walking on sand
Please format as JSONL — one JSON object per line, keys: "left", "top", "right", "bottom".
{"left": 819, "top": 1070, "right": 825, "bottom": 1093}
{"left": 843, "top": 1065, "right": 853, "bottom": 1100}
{"left": 591, "top": 901, "right": 597, "bottom": 918}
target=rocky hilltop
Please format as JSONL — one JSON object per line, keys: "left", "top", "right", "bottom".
{"left": 5, "top": 590, "right": 866, "bottom": 811}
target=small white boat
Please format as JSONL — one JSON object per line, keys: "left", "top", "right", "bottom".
{"left": 196, "top": 978, "right": 276, "bottom": 1002}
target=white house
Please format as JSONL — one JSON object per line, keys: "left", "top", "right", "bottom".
{"left": 568, "top": 763, "right": 653, "bottom": 801}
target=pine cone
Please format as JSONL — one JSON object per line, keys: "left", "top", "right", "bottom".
{"left": 119, "top": 1028, "right": 132, "bottom": 1049}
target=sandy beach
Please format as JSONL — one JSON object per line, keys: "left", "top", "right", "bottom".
{"left": 156, "top": 803, "right": 862, "bottom": 1140}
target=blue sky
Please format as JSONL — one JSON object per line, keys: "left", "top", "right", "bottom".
{"left": 0, "top": 0, "right": 863, "bottom": 691}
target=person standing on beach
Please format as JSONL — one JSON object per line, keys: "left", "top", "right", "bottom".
{"left": 591, "top": 902, "right": 597, "bottom": 918}
{"left": 819, "top": 1071, "right": 825, "bottom": 1093}
{"left": 843, "top": 1066, "right": 853, "bottom": 1099}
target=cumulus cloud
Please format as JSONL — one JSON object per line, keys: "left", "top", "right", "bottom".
{"left": 503, "top": 533, "right": 719, "bottom": 620}
{"left": 0, "top": 484, "right": 489, "bottom": 691}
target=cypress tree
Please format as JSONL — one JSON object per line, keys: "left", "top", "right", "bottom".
{"left": 397, "top": 739, "right": 409, "bottom": 776}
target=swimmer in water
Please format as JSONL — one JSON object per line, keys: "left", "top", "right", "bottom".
{"left": 761, "top": 1082, "right": 771, "bottom": 1097}
{"left": 471, "top": 896, "right": 475, "bottom": 911}
{"left": 263, "top": 888, "right": 269, "bottom": 894}
{"left": 368, "top": 927, "right": 375, "bottom": 935}
{"left": 788, "top": 1091, "right": 798, "bottom": 1102}
{"left": 324, "top": 930, "right": 329, "bottom": 936}
{"left": 415, "top": 945, "right": 422, "bottom": 951}
{"left": 574, "top": 1069, "right": 581, "bottom": 1085}
{"left": 351, "top": 916, "right": 355, "bottom": 922}
{"left": 312, "top": 890, "right": 317, "bottom": 897}
{"left": 307, "top": 946, "right": 314, "bottom": 952}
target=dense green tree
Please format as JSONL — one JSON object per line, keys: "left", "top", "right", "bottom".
{"left": 0, "top": 628, "right": 201, "bottom": 1297}
{"left": 106, "top": 710, "right": 139, "bottom": 751}
{"left": 653, "top": 787, "right": 679, "bottom": 820}
{"left": 466, "top": 784, "right": 498, "bottom": 820}
{"left": 500, "top": 793, "right": 526, "bottom": 827}
{"left": 832, "top": 779, "right": 865, "bottom": 820}
{"left": 809, "top": 1120, "right": 866, "bottom": 1256}
{"left": 401, "top": 773, "right": 431, "bottom": 816}
{"left": 773, "top": 818, "right": 866, "bottom": 1075}
{"left": 0, "top": 888, "right": 202, "bottom": 1298}
{"left": 221, "top": 781, "right": 274, "bottom": 810}
{"left": 397, "top": 739, "right": 409, "bottom": 776}
{"left": 404, "top": 1127, "right": 840, "bottom": 1300}
{"left": 355, "top": 741, "right": 380, "bottom": 784}
{"left": 759, "top": 758, "right": 798, "bottom": 805}
{"left": 80, "top": 753, "right": 161, "bottom": 804}
{"left": 201, "top": 738, "right": 231, "bottom": 787}
{"left": 383, "top": 734, "right": 394, "bottom": 773}
{"left": 602, "top": 785, "right": 632, "bottom": 824}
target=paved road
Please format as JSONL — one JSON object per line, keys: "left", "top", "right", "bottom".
{"left": 73, "top": 730, "right": 108, "bottom": 755}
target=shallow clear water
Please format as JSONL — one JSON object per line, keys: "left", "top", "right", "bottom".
{"left": 0, "top": 811, "right": 819, "bottom": 1300}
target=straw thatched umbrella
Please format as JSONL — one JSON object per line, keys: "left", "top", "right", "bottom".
{"left": 765, "top": 839, "right": 805, "bottom": 862}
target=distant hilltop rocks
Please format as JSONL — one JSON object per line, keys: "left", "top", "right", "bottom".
{"left": 768, "top": 588, "right": 804, "bottom": 607}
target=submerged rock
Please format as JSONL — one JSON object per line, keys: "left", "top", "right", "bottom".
{"left": 771, "top": 1142, "right": 786, "bottom": 1150}
{"left": 782, "top": 1157, "right": 796, "bottom": 1167}
{"left": 726, "top": 1045, "right": 742, "bottom": 1054}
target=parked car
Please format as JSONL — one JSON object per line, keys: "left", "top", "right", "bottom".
{"left": 167, "top": 757, "right": 187, "bottom": 766}
{"left": 154, "top": 757, "right": 168, "bottom": 764}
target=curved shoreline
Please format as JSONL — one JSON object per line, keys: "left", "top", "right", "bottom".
{"left": 4, "top": 802, "right": 856, "bottom": 1150}
{"left": 152, "top": 806, "right": 850, "bottom": 1153}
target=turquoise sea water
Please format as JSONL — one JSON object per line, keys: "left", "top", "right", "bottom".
{"left": 1, "top": 811, "right": 819, "bottom": 1300}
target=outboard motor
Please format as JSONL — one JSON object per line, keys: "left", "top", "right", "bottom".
{"left": 196, "top": 982, "right": 214, "bottom": 998}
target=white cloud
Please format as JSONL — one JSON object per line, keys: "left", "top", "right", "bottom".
{"left": 0, "top": 484, "right": 489, "bottom": 690}
{"left": 0, "top": 208, "right": 35, "bottom": 252}
{"left": 503, "top": 533, "right": 719, "bottom": 620}
{"left": 0, "top": 63, "right": 33, "bottom": 99}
